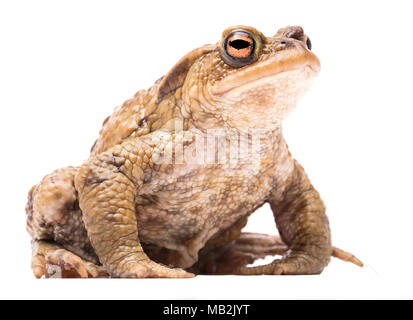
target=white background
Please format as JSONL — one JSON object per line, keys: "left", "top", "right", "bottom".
{"left": 0, "top": 0, "right": 412, "bottom": 299}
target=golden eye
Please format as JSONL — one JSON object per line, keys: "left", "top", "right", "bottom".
{"left": 225, "top": 32, "right": 254, "bottom": 59}
{"left": 220, "top": 30, "right": 261, "bottom": 68}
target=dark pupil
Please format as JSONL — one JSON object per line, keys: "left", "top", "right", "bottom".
{"left": 229, "top": 39, "right": 251, "bottom": 50}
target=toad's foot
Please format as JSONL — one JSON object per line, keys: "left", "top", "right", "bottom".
{"left": 113, "top": 259, "right": 194, "bottom": 278}
{"left": 238, "top": 255, "right": 323, "bottom": 275}
{"left": 332, "top": 246, "right": 363, "bottom": 267}
{"left": 237, "top": 242, "right": 363, "bottom": 275}
{"left": 31, "top": 240, "right": 108, "bottom": 278}
{"left": 45, "top": 249, "right": 108, "bottom": 278}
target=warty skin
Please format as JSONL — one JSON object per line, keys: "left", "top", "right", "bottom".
{"left": 26, "top": 25, "right": 362, "bottom": 278}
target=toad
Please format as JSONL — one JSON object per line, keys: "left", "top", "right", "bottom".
{"left": 26, "top": 25, "right": 362, "bottom": 278}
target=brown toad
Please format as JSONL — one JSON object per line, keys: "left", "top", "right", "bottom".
{"left": 26, "top": 25, "right": 362, "bottom": 278}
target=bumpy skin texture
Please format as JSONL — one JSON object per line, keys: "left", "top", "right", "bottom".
{"left": 26, "top": 25, "right": 362, "bottom": 278}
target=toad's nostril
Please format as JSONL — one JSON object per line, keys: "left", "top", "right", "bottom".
{"left": 285, "top": 27, "right": 304, "bottom": 41}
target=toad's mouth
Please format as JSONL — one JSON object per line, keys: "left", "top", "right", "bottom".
{"left": 211, "top": 49, "right": 320, "bottom": 96}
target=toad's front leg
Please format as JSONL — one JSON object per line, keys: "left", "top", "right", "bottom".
{"left": 240, "top": 160, "right": 333, "bottom": 275}
{"left": 74, "top": 141, "right": 193, "bottom": 278}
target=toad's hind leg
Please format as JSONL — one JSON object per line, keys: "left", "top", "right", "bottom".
{"left": 31, "top": 240, "right": 108, "bottom": 278}
{"left": 189, "top": 233, "right": 363, "bottom": 275}
{"left": 26, "top": 166, "right": 106, "bottom": 278}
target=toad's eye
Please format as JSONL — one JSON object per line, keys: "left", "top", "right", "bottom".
{"left": 220, "top": 31, "right": 261, "bottom": 67}
{"left": 306, "top": 37, "right": 312, "bottom": 50}
{"left": 225, "top": 33, "right": 254, "bottom": 59}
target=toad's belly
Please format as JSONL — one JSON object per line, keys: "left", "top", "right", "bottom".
{"left": 135, "top": 167, "right": 276, "bottom": 267}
